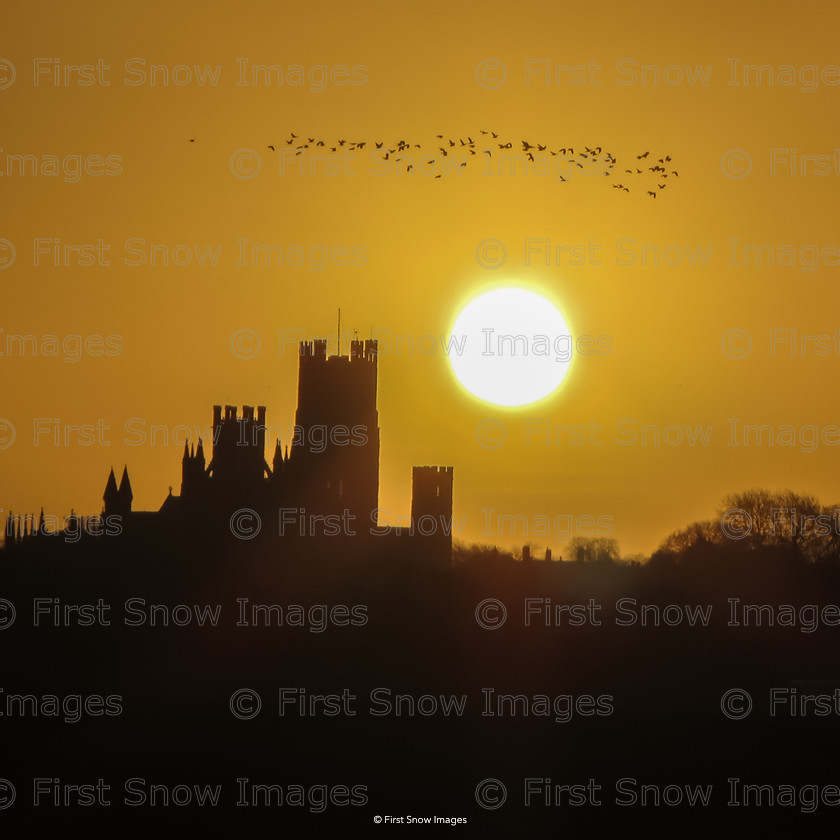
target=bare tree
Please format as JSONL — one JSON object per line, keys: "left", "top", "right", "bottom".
{"left": 568, "top": 536, "right": 620, "bottom": 564}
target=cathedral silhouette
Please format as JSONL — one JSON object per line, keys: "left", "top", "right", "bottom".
{"left": 4, "top": 338, "right": 454, "bottom": 562}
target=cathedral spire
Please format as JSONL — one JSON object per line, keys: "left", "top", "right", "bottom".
{"left": 119, "top": 466, "right": 133, "bottom": 507}
{"left": 103, "top": 468, "right": 119, "bottom": 512}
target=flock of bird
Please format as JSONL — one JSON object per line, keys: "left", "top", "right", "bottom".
{"left": 198, "top": 132, "right": 678, "bottom": 195}
{"left": 278, "top": 131, "right": 679, "bottom": 196}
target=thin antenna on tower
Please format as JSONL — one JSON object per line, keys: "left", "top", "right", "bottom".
{"left": 337, "top": 308, "right": 341, "bottom": 356}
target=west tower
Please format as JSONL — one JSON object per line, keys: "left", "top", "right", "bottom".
{"left": 290, "top": 339, "right": 380, "bottom": 526}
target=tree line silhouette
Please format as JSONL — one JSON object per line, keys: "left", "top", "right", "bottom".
{"left": 451, "top": 488, "right": 840, "bottom": 571}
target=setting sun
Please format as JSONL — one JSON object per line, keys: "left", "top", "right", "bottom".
{"left": 448, "top": 287, "right": 572, "bottom": 407}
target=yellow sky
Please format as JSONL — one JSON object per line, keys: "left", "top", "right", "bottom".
{"left": 3, "top": 0, "right": 840, "bottom": 555}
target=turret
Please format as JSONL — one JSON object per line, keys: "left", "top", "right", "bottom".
{"left": 410, "top": 466, "right": 454, "bottom": 564}
{"left": 118, "top": 467, "right": 133, "bottom": 510}
{"left": 103, "top": 468, "right": 120, "bottom": 514}
{"left": 4, "top": 511, "right": 14, "bottom": 546}
{"left": 272, "top": 438, "right": 284, "bottom": 475}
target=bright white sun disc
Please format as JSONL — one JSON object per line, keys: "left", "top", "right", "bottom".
{"left": 448, "top": 288, "right": 572, "bottom": 407}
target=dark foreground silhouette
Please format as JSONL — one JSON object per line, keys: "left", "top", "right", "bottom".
{"left": 3, "top": 522, "right": 840, "bottom": 835}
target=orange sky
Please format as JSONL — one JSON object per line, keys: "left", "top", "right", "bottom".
{"left": 3, "top": 0, "right": 840, "bottom": 555}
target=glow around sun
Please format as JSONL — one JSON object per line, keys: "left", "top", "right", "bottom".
{"left": 448, "top": 288, "right": 573, "bottom": 407}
